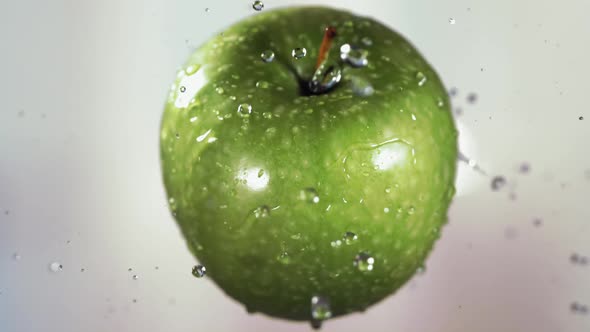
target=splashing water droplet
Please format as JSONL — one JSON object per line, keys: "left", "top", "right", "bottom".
{"left": 340, "top": 44, "right": 369, "bottom": 67}
{"left": 343, "top": 231, "right": 358, "bottom": 245}
{"left": 192, "top": 265, "right": 206, "bottom": 278}
{"left": 449, "top": 18, "right": 456, "bottom": 24}
{"left": 416, "top": 72, "right": 427, "bottom": 86}
{"left": 237, "top": 103, "right": 252, "bottom": 117}
{"left": 353, "top": 252, "right": 375, "bottom": 271}
{"left": 260, "top": 50, "right": 275, "bottom": 63}
{"left": 49, "top": 262, "right": 63, "bottom": 272}
{"left": 309, "top": 61, "right": 342, "bottom": 94}
{"left": 311, "top": 296, "right": 332, "bottom": 320}
{"left": 491, "top": 176, "right": 506, "bottom": 191}
{"left": 252, "top": 0, "right": 264, "bottom": 11}
{"left": 299, "top": 188, "right": 320, "bottom": 204}
{"left": 292, "top": 48, "right": 307, "bottom": 59}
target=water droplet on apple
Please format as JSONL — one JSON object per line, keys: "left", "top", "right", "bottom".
{"left": 260, "top": 50, "right": 275, "bottom": 63}
{"left": 292, "top": 47, "right": 307, "bottom": 59}
{"left": 252, "top": 0, "right": 264, "bottom": 11}
{"left": 309, "top": 61, "right": 342, "bottom": 94}
{"left": 330, "top": 240, "right": 342, "bottom": 248}
{"left": 449, "top": 18, "right": 456, "bottom": 24}
{"left": 416, "top": 72, "right": 427, "bottom": 86}
{"left": 196, "top": 129, "right": 212, "bottom": 142}
{"left": 491, "top": 176, "right": 506, "bottom": 191}
{"left": 49, "top": 262, "right": 63, "bottom": 272}
{"left": 407, "top": 206, "right": 416, "bottom": 215}
{"left": 361, "top": 37, "right": 373, "bottom": 46}
{"left": 256, "top": 81, "right": 270, "bottom": 89}
{"left": 175, "top": 133, "right": 180, "bottom": 139}
{"left": 299, "top": 188, "right": 320, "bottom": 204}
{"left": 275, "top": 251, "right": 291, "bottom": 264}
{"left": 262, "top": 112, "right": 272, "bottom": 119}
{"left": 215, "top": 87, "right": 224, "bottom": 94}
{"left": 192, "top": 265, "right": 206, "bottom": 278}
{"left": 343, "top": 231, "right": 358, "bottom": 244}
{"left": 311, "top": 296, "right": 332, "bottom": 320}
{"left": 185, "top": 65, "right": 198, "bottom": 75}
{"left": 350, "top": 76, "right": 374, "bottom": 97}
{"left": 253, "top": 205, "right": 270, "bottom": 218}
{"left": 340, "top": 44, "right": 368, "bottom": 67}
{"left": 237, "top": 103, "right": 252, "bottom": 117}
{"left": 353, "top": 252, "right": 375, "bottom": 271}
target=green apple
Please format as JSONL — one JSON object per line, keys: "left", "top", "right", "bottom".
{"left": 160, "top": 6, "right": 457, "bottom": 325}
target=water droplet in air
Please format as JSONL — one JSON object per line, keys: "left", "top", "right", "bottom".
{"left": 205, "top": 8, "right": 210, "bottom": 13}
{"left": 353, "top": 252, "right": 375, "bottom": 271}
{"left": 491, "top": 176, "right": 506, "bottom": 191}
{"left": 260, "top": 50, "right": 275, "bottom": 63}
{"left": 132, "top": 275, "right": 139, "bottom": 280}
{"left": 571, "top": 301, "right": 588, "bottom": 314}
{"left": 13, "top": 253, "right": 21, "bottom": 261}
{"left": 416, "top": 72, "right": 427, "bottom": 86}
{"left": 579, "top": 116, "right": 584, "bottom": 120}
{"left": 292, "top": 48, "right": 307, "bottom": 59}
{"left": 449, "top": 18, "right": 456, "bottom": 24}
{"left": 309, "top": 61, "right": 342, "bottom": 94}
{"left": 252, "top": 0, "right": 264, "bottom": 11}
{"left": 49, "top": 262, "right": 63, "bottom": 272}
{"left": 299, "top": 188, "right": 320, "bottom": 204}
{"left": 340, "top": 44, "right": 369, "bottom": 67}
{"left": 467, "top": 93, "right": 478, "bottom": 104}
{"left": 519, "top": 162, "right": 530, "bottom": 174}
{"left": 311, "top": 295, "right": 332, "bottom": 320}
{"left": 343, "top": 231, "right": 358, "bottom": 244}
{"left": 192, "top": 265, "right": 206, "bottom": 278}
{"left": 179, "top": 86, "right": 186, "bottom": 93}
{"left": 532, "top": 218, "right": 543, "bottom": 227}
{"left": 237, "top": 103, "right": 252, "bottom": 117}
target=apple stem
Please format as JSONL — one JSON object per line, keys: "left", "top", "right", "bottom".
{"left": 315, "top": 26, "right": 337, "bottom": 70}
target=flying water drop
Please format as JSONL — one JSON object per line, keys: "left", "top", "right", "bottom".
{"left": 292, "top": 48, "right": 307, "bottom": 59}
{"left": 491, "top": 176, "right": 506, "bottom": 191}
{"left": 192, "top": 265, "right": 206, "bottom": 278}
{"left": 252, "top": 0, "right": 264, "bottom": 11}
{"left": 49, "top": 262, "right": 63, "bottom": 272}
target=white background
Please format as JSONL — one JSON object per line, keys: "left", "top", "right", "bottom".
{"left": 1, "top": 0, "right": 589, "bottom": 331}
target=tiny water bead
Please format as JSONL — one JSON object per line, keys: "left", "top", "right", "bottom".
{"left": 237, "top": 103, "right": 252, "bottom": 117}
{"left": 132, "top": 275, "right": 139, "bottom": 280}
{"left": 339, "top": 44, "right": 368, "bottom": 67}
{"left": 49, "top": 262, "right": 63, "bottom": 272}
{"left": 343, "top": 231, "right": 358, "bottom": 244}
{"left": 179, "top": 86, "right": 186, "bottom": 93}
{"left": 579, "top": 116, "right": 584, "bottom": 120}
{"left": 253, "top": 205, "right": 271, "bottom": 218}
{"left": 252, "top": 0, "right": 264, "bottom": 11}
{"left": 350, "top": 76, "right": 374, "bottom": 97}
{"left": 491, "top": 176, "right": 507, "bottom": 191}
{"left": 449, "top": 18, "right": 456, "bottom": 24}
{"left": 299, "top": 188, "right": 320, "bottom": 204}
{"left": 353, "top": 252, "right": 375, "bottom": 271}
{"left": 292, "top": 47, "right": 307, "bottom": 59}
{"left": 260, "top": 50, "right": 275, "bottom": 63}
{"left": 311, "top": 296, "right": 332, "bottom": 320}
{"left": 192, "top": 265, "right": 206, "bottom": 278}
{"left": 361, "top": 36, "right": 373, "bottom": 46}
{"left": 416, "top": 72, "right": 427, "bottom": 86}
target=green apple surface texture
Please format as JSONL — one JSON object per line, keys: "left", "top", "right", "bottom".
{"left": 160, "top": 6, "right": 457, "bottom": 323}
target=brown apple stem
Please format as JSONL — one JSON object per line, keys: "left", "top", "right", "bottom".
{"left": 315, "top": 26, "right": 337, "bottom": 70}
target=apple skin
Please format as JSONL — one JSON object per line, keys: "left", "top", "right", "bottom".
{"left": 160, "top": 6, "right": 457, "bottom": 321}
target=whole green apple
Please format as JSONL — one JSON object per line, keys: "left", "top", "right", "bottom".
{"left": 161, "top": 6, "right": 457, "bottom": 325}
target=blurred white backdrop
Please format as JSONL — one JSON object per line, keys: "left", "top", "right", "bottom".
{"left": 1, "top": 0, "right": 589, "bottom": 331}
